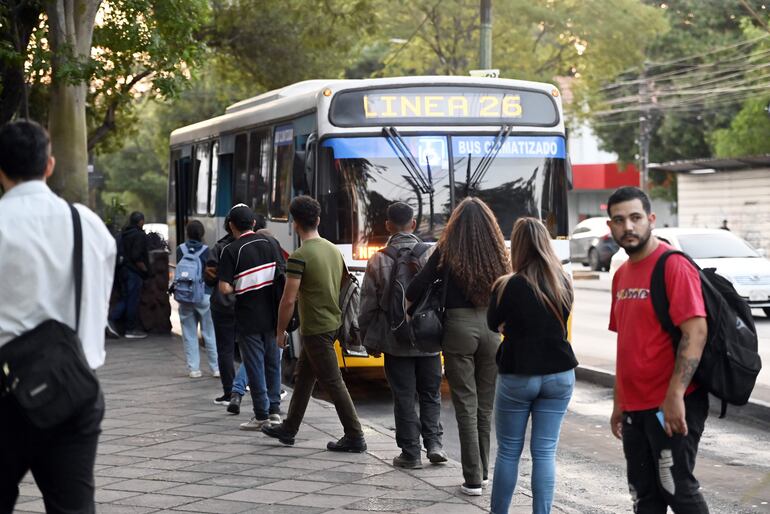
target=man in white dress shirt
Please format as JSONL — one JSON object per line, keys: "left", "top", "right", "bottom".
{"left": 0, "top": 120, "right": 117, "bottom": 514}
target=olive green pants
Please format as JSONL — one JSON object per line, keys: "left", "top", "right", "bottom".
{"left": 442, "top": 307, "right": 500, "bottom": 485}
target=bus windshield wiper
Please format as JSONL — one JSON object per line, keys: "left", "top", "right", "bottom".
{"left": 383, "top": 127, "right": 433, "bottom": 194}
{"left": 467, "top": 125, "right": 513, "bottom": 193}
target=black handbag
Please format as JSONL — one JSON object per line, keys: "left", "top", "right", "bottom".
{"left": 408, "top": 266, "right": 450, "bottom": 353}
{"left": 0, "top": 205, "right": 100, "bottom": 429}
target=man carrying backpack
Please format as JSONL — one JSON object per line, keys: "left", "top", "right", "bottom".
{"left": 607, "top": 187, "right": 710, "bottom": 513}
{"left": 359, "top": 202, "right": 447, "bottom": 469}
{"left": 175, "top": 220, "right": 219, "bottom": 379}
{"left": 108, "top": 211, "right": 150, "bottom": 338}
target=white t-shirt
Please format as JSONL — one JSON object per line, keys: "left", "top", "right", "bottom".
{"left": 0, "top": 180, "right": 117, "bottom": 368}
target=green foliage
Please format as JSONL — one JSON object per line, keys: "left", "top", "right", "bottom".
{"left": 377, "top": 0, "right": 667, "bottom": 86}
{"left": 209, "top": 0, "right": 376, "bottom": 90}
{"left": 711, "top": 96, "right": 770, "bottom": 156}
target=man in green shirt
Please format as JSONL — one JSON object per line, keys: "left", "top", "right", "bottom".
{"left": 261, "top": 195, "right": 366, "bottom": 452}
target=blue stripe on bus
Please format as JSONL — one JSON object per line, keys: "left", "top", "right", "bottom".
{"left": 321, "top": 135, "right": 565, "bottom": 159}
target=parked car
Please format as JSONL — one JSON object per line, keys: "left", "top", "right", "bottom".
{"left": 143, "top": 223, "right": 169, "bottom": 243}
{"left": 569, "top": 217, "right": 619, "bottom": 271}
{"left": 609, "top": 228, "right": 770, "bottom": 316}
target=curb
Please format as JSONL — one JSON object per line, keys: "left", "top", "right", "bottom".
{"left": 575, "top": 365, "right": 770, "bottom": 427}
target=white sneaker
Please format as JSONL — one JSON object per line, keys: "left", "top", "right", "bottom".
{"left": 280, "top": 389, "right": 287, "bottom": 399}
{"left": 106, "top": 320, "right": 120, "bottom": 338}
{"left": 212, "top": 370, "right": 221, "bottom": 378}
{"left": 482, "top": 479, "right": 489, "bottom": 488}
{"left": 268, "top": 413, "right": 282, "bottom": 425}
{"left": 460, "top": 483, "right": 483, "bottom": 496}
{"left": 240, "top": 417, "right": 270, "bottom": 431}
{"left": 189, "top": 370, "right": 202, "bottom": 378}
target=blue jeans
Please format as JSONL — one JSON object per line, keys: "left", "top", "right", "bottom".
{"left": 239, "top": 332, "right": 281, "bottom": 419}
{"left": 231, "top": 364, "right": 248, "bottom": 396}
{"left": 490, "top": 369, "right": 575, "bottom": 514}
{"left": 109, "top": 268, "right": 143, "bottom": 330}
{"left": 178, "top": 294, "right": 218, "bottom": 373}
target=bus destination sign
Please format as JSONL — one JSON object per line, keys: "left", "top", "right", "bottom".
{"left": 329, "top": 86, "right": 559, "bottom": 127}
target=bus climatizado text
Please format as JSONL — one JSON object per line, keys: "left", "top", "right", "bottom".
{"left": 168, "top": 76, "right": 572, "bottom": 372}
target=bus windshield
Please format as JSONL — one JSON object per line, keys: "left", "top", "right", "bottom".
{"left": 317, "top": 134, "right": 569, "bottom": 260}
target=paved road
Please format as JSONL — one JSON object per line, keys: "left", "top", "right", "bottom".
{"left": 344, "top": 368, "right": 770, "bottom": 513}
{"left": 571, "top": 279, "right": 770, "bottom": 402}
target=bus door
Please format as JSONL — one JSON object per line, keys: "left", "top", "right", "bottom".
{"left": 171, "top": 145, "right": 193, "bottom": 252}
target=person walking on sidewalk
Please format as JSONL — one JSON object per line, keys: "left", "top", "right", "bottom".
{"left": 108, "top": 211, "right": 150, "bottom": 338}
{"left": 0, "top": 120, "right": 116, "bottom": 513}
{"left": 262, "top": 195, "right": 367, "bottom": 453}
{"left": 218, "top": 205, "right": 284, "bottom": 430}
{"left": 359, "top": 202, "right": 447, "bottom": 469}
{"left": 607, "top": 186, "right": 710, "bottom": 513}
{"left": 487, "top": 217, "right": 577, "bottom": 514}
{"left": 206, "top": 214, "right": 238, "bottom": 404}
{"left": 406, "top": 197, "right": 510, "bottom": 496}
{"left": 175, "top": 220, "right": 219, "bottom": 379}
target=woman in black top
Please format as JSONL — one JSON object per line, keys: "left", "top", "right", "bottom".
{"left": 406, "top": 198, "right": 510, "bottom": 497}
{"left": 487, "top": 217, "right": 577, "bottom": 514}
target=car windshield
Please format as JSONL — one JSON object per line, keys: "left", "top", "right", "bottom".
{"left": 317, "top": 134, "right": 569, "bottom": 259}
{"left": 677, "top": 233, "right": 759, "bottom": 259}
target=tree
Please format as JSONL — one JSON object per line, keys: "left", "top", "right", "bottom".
{"left": 711, "top": 96, "right": 770, "bottom": 156}
{"left": 209, "top": 0, "right": 376, "bottom": 91}
{"left": 376, "top": 0, "right": 667, "bottom": 88}
{"left": 1, "top": 0, "right": 208, "bottom": 204}
{"left": 45, "top": 0, "right": 101, "bottom": 203}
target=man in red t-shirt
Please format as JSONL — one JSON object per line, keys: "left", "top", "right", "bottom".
{"left": 607, "top": 187, "right": 710, "bottom": 513}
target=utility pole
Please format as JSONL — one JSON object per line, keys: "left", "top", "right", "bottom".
{"left": 638, "top": 62, "right": 651, "bottom": 193}
{"left": 480, "top": 0, "right": 492, "bottom": 69}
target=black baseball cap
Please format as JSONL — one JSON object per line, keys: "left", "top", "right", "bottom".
{"left": 228, "top": 204, "right": 255, "bottom": 229}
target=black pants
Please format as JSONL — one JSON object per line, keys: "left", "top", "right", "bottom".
{"left": 383, "top": 353, "right": 443, "bottom": 458}
{"left": 283, "top": 331, "right": 363, "bottom": 438}
{"left": 622, "top": 388, "right": 710, "bottom": 514}
{"left": 0, "top": 391, "right": 105, "bottom": 514}
{"left": 212, "top": 308, "right": 237, "bottom": 395}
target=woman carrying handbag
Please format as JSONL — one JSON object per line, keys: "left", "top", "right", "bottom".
{"left": 406, "top": 197, "right": 510, "bottom": 496}
{"left": 488, "top": 217, "right": 577, "bottom": 514}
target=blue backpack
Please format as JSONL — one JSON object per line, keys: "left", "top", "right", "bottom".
{"left": 173, "top": 243, "right": 207, "bottom": 304}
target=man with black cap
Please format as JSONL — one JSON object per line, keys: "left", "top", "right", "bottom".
{"left": 218, "top": 205, "right": 284, "bottom": 430}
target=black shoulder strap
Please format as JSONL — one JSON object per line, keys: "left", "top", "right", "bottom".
{"left": 650, "top": 249, "right": 703, "bottom": 345}
{"left": 69, "top": 204, "right": 83, "bottom": 331}
{"left": 380, "top": 245, "right": 399, "bottom": 261}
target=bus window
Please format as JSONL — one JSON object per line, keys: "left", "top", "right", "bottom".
{"left": 247, "top": 130, "right": 271, "bottom": 215}
{"left": 451, "top": 135, "right": 567, "bottom": 238}
{"left": 209, "top": 141, "right": 219, "bottom": 216}
{"left": 271, "top": 125, "right": 293, "bottom": 221}
{"left": 233, "top": 133, "right": 248, "bottom": 205}
{"left": 195, "top": 144, "right": 210, "bottom": 215}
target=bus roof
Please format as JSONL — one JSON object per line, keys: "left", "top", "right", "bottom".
{"left": 169, "top": 76, "right": 562, "bottom": 146}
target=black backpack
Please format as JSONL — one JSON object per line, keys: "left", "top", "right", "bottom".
{"left": 380, "top": 242, "right": 431, "bottom": 346}
{"left": 650, "top": 250, "right": 762, "bottom": 417}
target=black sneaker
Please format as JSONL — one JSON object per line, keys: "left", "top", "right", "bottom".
{"left": 261, "top": 422, "right": 295, "bottom": 446}
{"left": 214, "top": 394, "right": 231, "bottom": 406}
{"left": 393, "top": 452, "right": 422, "bottom": 469}
{"left": 427, "top": 446, "right": 448, "bottom": 464}
{"left": 327, "top": 435, "right": 367, "bottom": 453}
{"left": 227, "top": 393, "right": 242, "bottom": 414}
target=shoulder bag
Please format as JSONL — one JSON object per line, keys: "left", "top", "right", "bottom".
{"left": 0, "top": 204, "right": 100, "bottom": 429}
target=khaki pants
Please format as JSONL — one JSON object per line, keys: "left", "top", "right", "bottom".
{"left": 283, "top": 331, "right": 363, "bottom": 439}
{"left": 442, "top": 307, "right": 500, "bottom": 485}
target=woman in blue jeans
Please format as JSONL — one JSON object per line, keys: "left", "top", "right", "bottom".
{"left": 487, "top": 217, "right": 577, "bottom": 514}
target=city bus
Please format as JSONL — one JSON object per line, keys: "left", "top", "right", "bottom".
{"left": 168, "top": 76, "right": 571, "bottom": 371}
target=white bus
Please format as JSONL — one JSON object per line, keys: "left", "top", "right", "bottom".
{"left": 168, "top": 76, "right": 571, "bottom": 369}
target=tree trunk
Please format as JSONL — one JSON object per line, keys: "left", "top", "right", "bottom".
{"left": 47, "top": 82, "right": 89, "bottom": 202}
{"left": 45, "top": 0, "right": 101, "bottom": 204}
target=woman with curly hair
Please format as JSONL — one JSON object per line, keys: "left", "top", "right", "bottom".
{"left": 406, "top": 197, "right": 511, "bottom": 496}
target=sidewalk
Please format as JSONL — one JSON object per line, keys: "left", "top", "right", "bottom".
{"left": 12, "top": 334, "right": 567, "bottom": 514}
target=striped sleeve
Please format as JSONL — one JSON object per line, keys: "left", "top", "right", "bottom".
{"left": 286, "top": 250, "right": 306, "bottom": 277}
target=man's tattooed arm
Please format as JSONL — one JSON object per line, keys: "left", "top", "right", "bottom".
{"left": 674, "top": 333, "right": 702, "bottom": 388}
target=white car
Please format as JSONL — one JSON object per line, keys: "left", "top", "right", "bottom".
{"left": 143, "top": 223, "right": 169, "bottom": 242}
{"left": 609, "top": 228, "right": 770, "bottom": 316}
